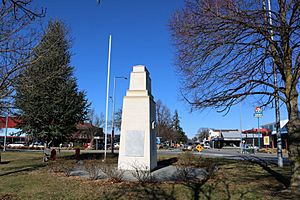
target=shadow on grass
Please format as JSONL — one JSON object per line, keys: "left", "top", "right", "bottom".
{"left": 0, "top": 161, "right": 10, "bottom": 164}
{"left": 175, "top": 155, "right": 291, "bottom": 200}
{"left": 0, "top": 193, "right": 16, "bottom": 200}
{"left": 183, "top": 178, "right": 210, "bottom": 200}
{"left": 62, "top": 152, "right": 118, "bottom": 162}
{"left": 154, "top": 157, "right": 178, "bottom": 171}
{"left": 0, "top": 163, "right": 46, "bottom": 176}
{"left": 239, "top": 155, "right": 291, "bottom": 188}
{"left": 100, "top": 183, "right": 177, "bottom": 200}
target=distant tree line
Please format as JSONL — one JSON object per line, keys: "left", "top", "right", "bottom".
{"left": 156, "top": 100, "right": 188, "bottom": 144}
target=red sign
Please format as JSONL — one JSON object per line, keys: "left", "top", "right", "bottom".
{"left": 254, "top": 106, "right": 263, "bottom": 118}
{"left": 255, "top": 107, "right": 262, "bottom": 112}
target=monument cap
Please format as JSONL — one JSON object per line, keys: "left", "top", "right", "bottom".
{"left": 132, "top": 65, "right": 149, "bottom": 73}
{"left": 129, "top": 65, "right": 151, "bottom": 93}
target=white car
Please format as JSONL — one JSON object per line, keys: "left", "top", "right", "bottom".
{"left": 30, "top": 142, "right": 45, "bottom": 148}
{"left": 114, "top": 143, "right": 120, "bottom": 148}
{"left": 8, "top": 143, "right": 25, "bottom": 147}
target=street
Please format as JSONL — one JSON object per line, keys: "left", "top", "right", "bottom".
{"left": 3, "top": 147, "right": 290, "bottom": 166}
{"left": 158, "top": 148, "right": 291, "bottom": 166}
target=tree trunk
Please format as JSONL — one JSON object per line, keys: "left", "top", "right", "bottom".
{"left": 286, "top": 94, "right": 300, "bottom": 195}
{"left": 287, "top": 118, "right": 300, "bottom": 195}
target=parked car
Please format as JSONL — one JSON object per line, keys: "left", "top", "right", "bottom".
{"left": 200, "top": 142, "right": 211, "bottom": 149}
{"left": 30, "top": 142, "right": 44, "bottom": 148}
{"left": 8, "top": 142, "right": 25, "bottom": 147}
{"left": 114, "top": 142, "right": 120, "bottom": 148}
{"left": 182, "top": 144, "right": 193, "bottom": 151}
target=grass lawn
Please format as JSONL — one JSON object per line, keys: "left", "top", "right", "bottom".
{"left": 0, "top": 151, "right": 295, "bottom": 200}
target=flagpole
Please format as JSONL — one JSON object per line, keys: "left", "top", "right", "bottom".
{"left": 104, "top": 35, "right": 112, "bottom": 161}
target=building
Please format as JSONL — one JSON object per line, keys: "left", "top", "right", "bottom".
{"left": 207, "top": 129, "right": 241, "bottom": 148}
{"left": 261, "top": 119, "right": 289, "bottom": 149}
{"left": 242, "top": 128, "right": 270, "bottom": 148}
{"left": 72, "top": 123, "right": 104, "bottom": 148}
{"left": 0, "top": 117, "right": 105, "bottom": 148}
{"left": 0, "top": 116, "right": 24, "bottom": 145}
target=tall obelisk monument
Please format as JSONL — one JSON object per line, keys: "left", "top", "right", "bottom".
{"left": 118, "top": 65, "right": 157, "bottom": 171}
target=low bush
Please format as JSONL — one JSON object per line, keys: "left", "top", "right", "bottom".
{"left": 100, "top": 164, "right": 124, "bottom": 182}
{"left": 48, "top": 159, "right": 75, "bottom": 176}
{"left": 131, "top": 163, "right": 155, "bottom": 183}
{"left": 84, "top": 160, "right": 104, "bottom": 180}
{"left": 176, "top": 151, "right": 197, "bottom": 167}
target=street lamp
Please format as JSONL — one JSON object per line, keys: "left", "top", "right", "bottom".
{"left": 265, "top": 0, "right": 283, "bottom": 167}
{"left": 111, "top": 76, "right": 127, "bottom": 154}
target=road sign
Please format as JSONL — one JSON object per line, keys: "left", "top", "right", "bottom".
{"left": 254, "top": 106, "right": 263, "bottom": 118}
{"left": 263, "top": 136, "right": 270, "bottom": 145}
{"left": 255, "top": 106, "right": 262, "bottom": 113}
{"left": 196, "top": 144, "right": 203, "bottom": 152}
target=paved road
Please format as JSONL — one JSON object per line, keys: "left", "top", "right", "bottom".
{"left": 158, "top": 148, "right": 291, "bottom": 166}
{"left": 3, "top": 148, "right": 290, "bottom": 166}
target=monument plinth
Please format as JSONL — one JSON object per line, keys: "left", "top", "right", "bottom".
{"left": 118, "top": 65, "right": 157, "bottom": 171}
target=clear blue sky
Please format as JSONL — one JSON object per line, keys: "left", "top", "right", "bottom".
{"left": 33, "top": 0, "right": 288, "bottom": 138}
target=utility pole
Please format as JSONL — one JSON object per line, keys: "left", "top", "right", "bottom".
{"left": 3, "top": 112, "right": 8, "bottom": 152}
{"left": 240, "top": 101, "right": 243, "bottom": 153}
{"left": 266, "top": 0, "right": 283, "bottom": 167}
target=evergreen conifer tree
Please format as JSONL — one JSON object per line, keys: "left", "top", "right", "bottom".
{"left": 15, "top": 20, "right": 89, "bottom": 145}
{"left": 172, "top": 110, "right": 187, "bottom": 143}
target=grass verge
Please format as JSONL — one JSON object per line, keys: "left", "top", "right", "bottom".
{"left": 0, "top": 151, "right": 295, "bottom": 200}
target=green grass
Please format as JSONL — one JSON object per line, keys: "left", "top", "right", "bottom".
{"left": 0, "top": 151, "right": 295, "bottom": 200}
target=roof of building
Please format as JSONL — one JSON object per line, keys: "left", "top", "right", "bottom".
{"left": 221, "top": 132, "right": 242, "bottom": 141}
{"left": 210, "top": 129, "right": 239, "bottom": 132}
{"left": 243, "top": 128, "right": 270, "bottom": 134}
{"left": 0, "top": 117, "right": 20, "bottom": 128}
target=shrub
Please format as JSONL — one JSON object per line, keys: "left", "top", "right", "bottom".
{"left": 175, "top": 151, "right": 218, "bottom": 182}
{"left": 177, "top": 151, "right": 196, "bottom": 167}
{"left": 131, "top": 163, "right": 155, "bottom": 183}
{"left": 84, "top": 160, "right": 104, "bottom": 180}
{"left": 100, "top": 164, "right": 124, "bottom": 182}
{"left": 48, "top": 159, "right": 75, "bottom": 176}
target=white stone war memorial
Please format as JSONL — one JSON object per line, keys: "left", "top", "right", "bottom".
{"left": 118, "top": 65, "right": 157, "bottom": 171}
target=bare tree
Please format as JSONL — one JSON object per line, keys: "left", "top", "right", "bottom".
{"left": 114, "top": 108, "right": 122, "bottom": 131}
{"left": 87, "top": 108, "right": 104, "bottom": 128}
{"left": 156, "top": 100, "right": 176, "bottom": 143}
{"left": 0, "top": 0, "right": 44, "bottom": 114}
{"left": 170, "top": 0, "right": 300, "bottom": 193}
{"left": 196, "top": 128, "right": 210, "bottom": 142}
{"left": 86, "top": 108, "right": 104, "bottom": 139}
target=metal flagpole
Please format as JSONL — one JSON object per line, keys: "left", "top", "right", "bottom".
{"left": 104, "top": 35, "right": 112, "bottom": 161}
{"left": 267, "top": 0, "right": 283, "bottom": 167}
